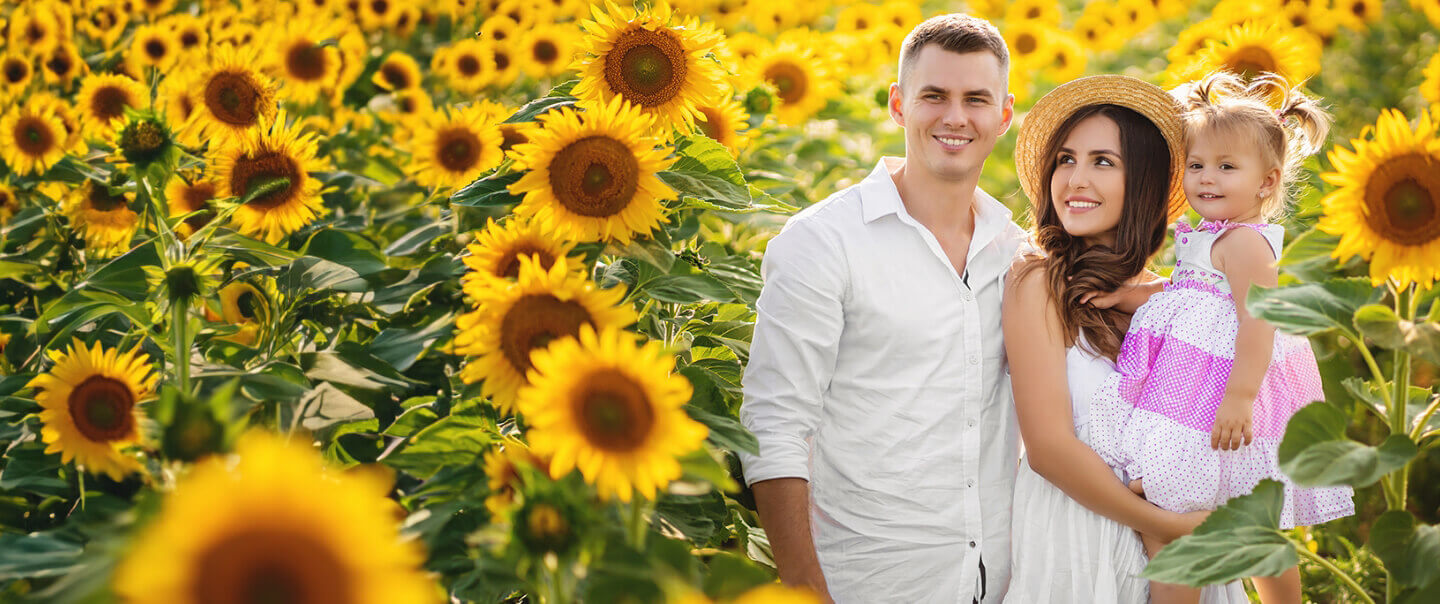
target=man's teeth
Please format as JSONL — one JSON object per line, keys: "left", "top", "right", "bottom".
{"left": 937, "top": 136, "right": 970, "bottom": 146}
{"left": 1068, "top": 201, "right": 1099, "bottom": 208}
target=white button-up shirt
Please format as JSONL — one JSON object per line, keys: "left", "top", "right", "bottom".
{"left": 739, "top": 158, "right": 1027, "bottom": 603}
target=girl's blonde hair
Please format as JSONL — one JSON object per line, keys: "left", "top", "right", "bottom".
{"left": 1173, "top": 71, "right": 1332, "bottom": 221}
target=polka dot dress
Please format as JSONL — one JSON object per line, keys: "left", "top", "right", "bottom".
{"left": 1087, "top": 221, "right": 1354, "bottom": 528}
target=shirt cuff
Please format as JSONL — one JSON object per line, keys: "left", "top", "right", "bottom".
{"left": 737, "top": 432, "right": 811, "bottom": 485}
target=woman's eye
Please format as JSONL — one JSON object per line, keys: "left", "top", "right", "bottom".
{"left": 1097, "top": 157, "right": 1114, "bottom": 167}
{"left": 1058, "top": 155, "right": 1075, "bottom": 164}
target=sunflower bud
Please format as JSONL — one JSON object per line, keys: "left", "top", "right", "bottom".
{"left": 742, "top": 85, "right": 777, "bottom": 119}
{"left": 515, "top": 499, "right": 579, "bottom": 555}
{"left": 115, "top": 113, "right": 177, "bottom": 172}
{"left": 162, "top": 265, "right": 202, "bottom": 305}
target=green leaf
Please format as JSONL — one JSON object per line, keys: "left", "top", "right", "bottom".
{"left": 642, "top": 274, "right": 737, "bottom": 303}
{"left": 654, "top": 491, "right": 726, "bottom": 546}
{"left": 502, "top": 95, "right": 576, "bottom": 123}
{"left": 685, "top": 404, "right": 759, "bottom": 454}
{"left": 450, "top": 172, "right": 522, "bottom": 207}
{"left": 682, "top": 358, "right": 743, "bottom": 394}
{"left": 384, "top": 223, "right": 449, "bottom": 256}
{"left": 1354, "top": 304, "right": 1407, "bottom": 349}
{"left": 1369, "top": 511, "right": 1440, "bottom": 589}
{"left": 1405, "top": 321, "right": 1440, "bottom": 366}
{"left": 384, "top": 405, "right": 493, "bottom": 479}
{"left": 1278, "top": 401, "right": 1419, "bottom": 487}
{"left": 656, "top": 134, "right": 762, "bottom": 212}
{"left": 1246, "top": 278, "right": 1380, "bottom": 337}
{"left": 369, "top": 312, "right": 456, "bottom": 372}
{"left": 280, "top": 256, "right": 367, "bottom": 293}
{"left": 303, "top": 230, "right": 389, "bottom": 277}
{"left": 0, "top": 533, "right": 83, "bottom": 580}
{"left": 701, "top": 552, "right": 775, "bottom": 599}
{"left": 0, "top": 444, "right": 67, "bottom": 496}
{"left": 1143, "top": 480, "right": 1296, "bottom": 586}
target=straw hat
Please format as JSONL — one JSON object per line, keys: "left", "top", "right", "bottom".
{"left": 1015, "top": 75, "right": 1188, "bottom": 221}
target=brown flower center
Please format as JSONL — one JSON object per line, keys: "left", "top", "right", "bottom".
{"left": 497, "top": 245, "right": 555, "bottom": 278}
{"left": 499, "top": 294, "right": 592, "bottom": 375}
{"left": 547, "top": 136, "right": 640, "bottom": 218}
{"left": 456, "top": 54, "right": 482, "bottom": 77}
{"left": 498, "top": 124, "right": 528, "bottom": 152}
{"left": 204, "top": 71, "right": 264, "bottom": 127}
{"left": 230, "top": 150, "right": 302, "bottom": 210}
{"left": 45, "top": 51, "right": 74, "bottom": 78}
{"left": 574, "top": 368, "right": 654, "bottom": 452}
{"left": 1225, "top": 46, "right": 1277, "bottom": 80}
{"left": 145, "top": 38, "right": 168, "bottom": 61}
{"left": 181, "top": 182, "right": 217, "bottom": 230}
{"left": 180, "top": 30, "right": 202, "bottom": 48}
{"left": 92, "top": 85, "right": 134, "bottom": 122}
{"left": 434, "top": 127, "right": 483, "bottom": 172}
{"left": 286, "top": 42, "right": 329, "bottom": 82}
{"left": 533, "top": 40, "right": 559, "bottom": 64}
{"left": 603, "top": 26, "right": 687, "bottom": 107}
{"left": 1363, "top": 152, "right": 1440, "bottom": 246}
{"left": 763, "top": 61, "right": 808, "bottom": 104}
{"left": 87, "top": 182, "right": 129, "bottom": 212}
{"left": 193, "top": 529, "right": 352, "bottom": 604}
{"left": 13, "top": 116, "right": 56, "bottom": 156}
{"left": 3, "top": 58, "right": 29, "bottom": 84}
{"left": 67, "top": 375, "right": 136, "bottom": 443}
{"left": 380, "top": 62, "right": 410, "bottom": 89}
{"left": 1016, "top": 33, "right": 1038, "bottom": 55}
{"left": 493, "top": 49, "right": 511, "bottom": 72}
{"left": 696, "top": 107, "right": 724, "bottom": 142}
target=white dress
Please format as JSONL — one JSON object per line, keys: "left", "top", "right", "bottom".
{"left": 1005, "top": 344, "right": 1249, "bottom": 603}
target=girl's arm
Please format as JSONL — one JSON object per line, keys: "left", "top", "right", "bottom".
{"left": 1082, "top": 270, "right": 1168, "bottom": 313}
{"left": 1210, "top": 228, "right": 1280, "bottom": 451}
{"left": 1004, "top": 259, "right": 1204, "bottom": 543}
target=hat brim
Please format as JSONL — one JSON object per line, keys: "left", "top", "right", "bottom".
{"left": 1015, "top": 75, "right": 1188, "bottom": 222}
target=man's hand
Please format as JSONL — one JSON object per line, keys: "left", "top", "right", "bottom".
{"left": 1211, "top": 393, "right": 1254, "bottom": 451}
{"left": 751, "top": 478, "right": 833, "bottom": 602}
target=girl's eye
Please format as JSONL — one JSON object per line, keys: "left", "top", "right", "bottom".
{"left": 1220, "top": 163, "right": 1234, "bottom": 170}
{"left": 1188, "top": 162, "right": 1203, "bottom": 170}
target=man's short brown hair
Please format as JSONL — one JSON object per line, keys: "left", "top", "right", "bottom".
{"left": 898, "top": 14, "right": 1009, "bottom": 91}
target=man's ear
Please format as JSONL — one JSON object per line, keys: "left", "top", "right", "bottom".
{"left": 888, "top": 82, "right": 905, "bottom": 127}
{"left": 998, "top": 92, "right": 1016, "bottom": 136}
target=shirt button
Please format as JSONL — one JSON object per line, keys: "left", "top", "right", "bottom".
{"left": 968, "top": 354, "right": 980, "bottom": 365}
{"left": 967, "top": 479, "right": 975, "bottom": 487}
{"left": 969, "top": 541, "right": 977, "bottom": 548}
{"left": 962, "top": 291, "right": 973, "bottom": 302}
{"left": 968, "top": 418, "right": 977, "bottom": 428}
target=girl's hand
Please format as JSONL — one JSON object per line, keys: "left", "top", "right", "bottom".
{"left": 1081, "top": 279, "right": 1166, "bottom": 312}
{"left": 1211, "top": 393, "right": 1254, "bottom": 450}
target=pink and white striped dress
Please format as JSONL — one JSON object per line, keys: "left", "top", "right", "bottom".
{"left": 1088, "top": 220, "right": 1354, "bottom": 528}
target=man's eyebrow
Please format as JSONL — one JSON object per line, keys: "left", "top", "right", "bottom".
{"left": 962, "top": 89, "right": 995, "bottom": 99}
{"left": 918, "top": 85, "right": 948, "bottom": 94}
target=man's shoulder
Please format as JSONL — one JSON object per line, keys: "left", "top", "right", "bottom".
{"left": 771, "top": 184, "right": 866, "bottom": 249}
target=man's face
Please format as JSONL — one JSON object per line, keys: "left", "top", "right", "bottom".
{"left": 889, "top": 46, "right": 1014, "bottom": 183}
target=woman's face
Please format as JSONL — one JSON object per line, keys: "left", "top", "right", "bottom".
{"left": 1050, "top": 114, "right": 1126, "bottom": 247}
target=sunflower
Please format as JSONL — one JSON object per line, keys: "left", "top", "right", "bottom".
{"left": 438, "top": 38, "right": 496, "bottom": 94}
{"left": 358, "top": 0, "right": 403, "bottom": 31}
{"left": 165, "top": 13, "right": 210, "bottom": 58}
{"left": 483, "top": 437, "right": 546, "bottom": 518}
{"left": 519, "top": 25, "right": 578, "bottom": 80}
{"left": 508, "top": 97, "right": 675, "bottom": 244}
{"left": 112, "top": 432, "right": 439, "bottom": 604}
{"left": 1422, "top": 49, "right": 1440, "bottom": 107}
{"left": 1072, "top": 9, "right": 1123, "bottom": 52}
{"left": 743, "top": 32, "right": 838, "bottom": 126}
{"left": 1, "top": 102, "right": 68, "bottom": 176}
{"left": 126, "top": 23, "right": 179, "bottom": 77}
{"left": 65, "top": 180, "right": 139, "bottom": 255}
{"left": 1004, "top": 20, "right": 1055, "bottom": 70}
{"left": 456, "top": 255, "right": 636, "bottom": 414}
{"left": 78, "top": 0, "right": 130, "bottom": 47}
{"left": 167, "top": 175, "right": 220, "bottom": 237}
{"left": 159, "top": 70, "right": 206, "bottom": 145}
{"left": 1318, "top": 109, "right": 1440, "bottom": 288}
{"left": 108, "top": 109, "right": 181, "bottom": 174}
{"left": 835, "top": 4, "right": 880, "bottom": 34}
{"left": 1165, "top": 19, "right": 1321, "bottom": 88}
{"left": 1334, "top": 0, "right": 1382, "bottom": 30}
{"left": 7, "top": 4, "right": 62, "bottom": 55}
{"left": 28, "top": 339, "right": 156, "bottom": 481}
{"left": 215, "top": 281, "right": 269, "bottom": 346}
{"left": 1, "top": 53, "right": 34, "bottom": 100}
{"left": 41, "top": 41, "right": 86, "bottom": 88}
{"left": 264, "top": 19, "right": 347, "bottom": 105}
{"left": 487, "top": 42, "right": 522, "bottom": 89}
{"left": 1004, "top": 0, "right": 1063, "bottom": 26}
{"left": 478, "top": 15, "right": 522, "bottom": 46}
{"left": 1167, "top": 18, "right": 1226, "bottom": 64}
{"left": 372, "top": 51, "right": 422, "bottom": 92}
{"left": 192, "top": 44, "right": 280, "bottom": 139}
{"left": 1109, "top": 0, "right": 1159, "bottom": 35}
{"left": 879, "top": 0, "right": 924, "bottom": 30}
{"left": 1414, "top": 0, "right": 1440, "bottom": 28}
{"left": 572, "top": 1, "right": 727, "bottom": 135}
{"left": 463, "top": 218, "right": 582, "bottom": 289}
{"left": 405, "top": 103, "right": 503, "bottom": 192}
{"left": 693, "top": 95, "right": 752, "bottom": 156}
{"left": 76, "top": 73, "right": 148, "bottom": 139}
{"left": 0, "top": 179, "right": 22, "bottom": 225}
{"left": 519, "top": 324, "right": 706, "bottom": 502}
{"left": 135, "top": 0, "right": 177, "bottom": 17}
{"left": 209, "top": 114, "right": 327, "bottom": 243}
{"left": 1047, "top": 31, "right": 1088, "bottom": 84}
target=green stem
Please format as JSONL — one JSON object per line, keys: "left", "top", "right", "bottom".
{"left": 627, "top": 499, "right": 650, "bottom": 550}
{"left": 1390, "top": 285, "right": 1417, "bottom": 510}
{"left": 172, "top": 296, "right": 191, "bottom": 395}
{"left": 1349, "top": 333, "right": 1393, "bottom": 408}
{"left": 1294, "top": 542, "right": 1375, "bottom": 604}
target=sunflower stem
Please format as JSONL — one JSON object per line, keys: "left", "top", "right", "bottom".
{"left": 172, "top": 295, "right": 191, "bottom": 395}
{"left": 1388, "top": 284, "right": 1415, "bottom": 511}
{"left": 1349, "top": 333, "right": 1392, "bottom": 408}
{"left": 1294, "top": 541, "right": 1374, "bottom": 604}
{"left": 626, "top": 498, "right": 650, "bottom": 550}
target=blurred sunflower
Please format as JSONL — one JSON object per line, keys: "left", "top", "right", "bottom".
{"left": 65, "top": 180, "right": 138, "bottom": 255}
{"left": 437, "top": 38, "right": 496, "bottom": 94}
{"left": 265, "top": 20, "right": 347, "bottom": 105}
{"left": 193, "top": 44, "right": 279, "bottom": 139}
{"left": 1167, "top": 18, "right": 1226, "bottom": 64}
{"left": 1047, "top": 31, "right": 1088, "bottom": 84}
{"left": 519, "top": 324, "right": 706, "bottom": 502}
{"left": 483, "top": 437, "right": 547, "bottom": 518}
{"left": 1072, "top": 8, "right": 1123, "bottom": 53}
{"left": 215, "top": 280, "right": 270, "bottom": 346}
{"left": 463, "top": 218, "right": 581, "bottom": 286}
{"left": 1004, "top": 20, "right": 1055, "bottom": 70}
{"left": 508, "top": 97, "right": 675, "bottom": 244}
{"left": 1165, "top": 19, "right": 1321, "bottom": 88}
{"left": 0, "top": 179, "right": 21, "bottom": 225}
{"left": 456, "top": 256, "right": 636, "bottom": 414}
{"left": 1414, "top": 0, "right": 1440, "bottom": 28}
{"left": 108, "top": 109, "right": 181, "bottom": 174}
{"left": 496, "top": 120, "right": 529, "bottom": 154}
{"left": 1422, "top": 49, "right": 1440, "bottom": 106}
{"left": 126, "top": 23, "right": 180, "bottom": 76}
{"left": 358, "top": 0, "right": 404, "bottom": 31}
{"left": 1282, "top": 1, "right": 1340, "bottom": 42}
{"left": 211, "top": 113, "right": 328, "bottom": 243}
{"left": 29, "top": 91, "right": 84, "bottom": 155}
{"left": 159, "top": 70, "right": 204, "bottom": 144}
{"left": 834, "top": 4, "right": 880, "bottom": 34}
{"left": 1004, "top": 0, "right": 1063, "bottom": 26}
{"left": 572, "top": 0, "right": 727, "bottom": 134}
{"left": 1, "top": 53, "right": 34, "bottom": 100}
{"left": 1334, "top": 0, "right": 1382, "bottom": 30}
{"left": 744, "top": 31, "right": 838, "bottom": 126}
{"left": 721, "top": 31, "right": 768, "bottom": 64}
{"left": 488, "top": 42, "right": 522, "bottom": 89}
{"left": 165, "top": 13, "right": 209, "bottom": 58}
{"left": 732, "top": 585, "right": 824, "bottom": 604}
{"left": 371, "top": 51, "right": 422, "bottom": 92}
{"left": 693, "top": 95, "right": 752, "bottom": 156}
{"left": 135, "top": 0, "right": 177, "bottom": 17}
{"left": 879, "top": 0, "right": 924, "bottom": 30}
{"left": 0, "top": 101, "right": 69, "bottom": 176}
{"left": 1318, "top": 109, "right": 1440, "bottom": 288}
{"left": 112, "top": 432, "right": 439, "bottom": 604}
{"left": 405, "top": 102, "right": 503, "bottom": 192}
{"left": 7, "top": 4, "right": 63, "bottom": 55}
{"left": 518, "top": 25, "right": 577, "bottom": 80}
{"left": 1109, "top": 0, "right": 1159, "bottom": 35}
{"left": 377, "top": 90, "right": 433, "bottom": 142}
{"left": 166, "top": 175, "right": 219, "bottom": 238}
{"left": 478, "top": 14, "right": 522, "bottom": 46}
{"left": 28, "top": 339, "right": 156, "bottom": 481}
{"left": 76, "top": 73, "right": 148, "bottom": 139}
{"left": 40, "top": 41, "right": 87, "bottom": 88}
{"left": 78, "top": 0, "right": 129, "bottom": 46}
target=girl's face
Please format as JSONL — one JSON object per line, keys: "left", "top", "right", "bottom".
{"left": 1183, "top": 131, "right": 1279, "bottom": 223}
{"left": 1050, "top": 114, "right": 1126, "bottom": 247}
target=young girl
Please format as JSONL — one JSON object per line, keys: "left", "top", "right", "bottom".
{"left": 1087, "top": 71, "right": 1356, "bottom": 603}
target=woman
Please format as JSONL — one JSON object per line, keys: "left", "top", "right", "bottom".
{"left": 1001, "top": 76, "right": 1247, "bottom": 603}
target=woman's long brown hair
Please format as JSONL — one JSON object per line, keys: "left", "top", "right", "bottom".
{"left": 1020, "top": 104, "right": 1172, "bottom": 360}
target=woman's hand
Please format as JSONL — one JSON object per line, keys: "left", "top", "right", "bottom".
{"left": 1145, "top": 509, "right": 1212, "bottom": 548}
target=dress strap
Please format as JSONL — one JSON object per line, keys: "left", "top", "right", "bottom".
{"left": 1175, "top": 219, "right": 1270, "bottom": 234}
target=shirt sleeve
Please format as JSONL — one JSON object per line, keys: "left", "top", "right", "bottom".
{"left": 738, "top": 218, "right": 848, "bottom": 485}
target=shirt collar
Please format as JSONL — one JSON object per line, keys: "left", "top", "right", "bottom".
{"left": 858, "top": 157, "right": 1014, "bottom": 261}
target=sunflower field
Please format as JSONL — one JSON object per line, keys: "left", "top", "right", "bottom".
{"left": 0, "top": 0, "right": 1438, "bottom": 602}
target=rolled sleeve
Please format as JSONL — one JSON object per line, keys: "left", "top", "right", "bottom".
{"left": 738, "top": 217, "right": 848, "bottom": 485}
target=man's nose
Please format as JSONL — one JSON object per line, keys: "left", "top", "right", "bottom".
{"left": 941, "top": 101, "right": 969, "bottom": 128}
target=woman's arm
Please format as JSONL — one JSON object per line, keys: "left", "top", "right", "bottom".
{"left": 1004, "top": 261, "right": 1200, "bottom": 543}
{"left": 1210, "top": 229, "right": 1280, "bottom": 451}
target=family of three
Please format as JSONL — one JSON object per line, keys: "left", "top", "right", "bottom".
{"left": 736, "top": 13, "right": 1355, "bottom": 604}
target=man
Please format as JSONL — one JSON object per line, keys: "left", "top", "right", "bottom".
{"left": 738, "top": 14, "right": 1026, "bottom": 603}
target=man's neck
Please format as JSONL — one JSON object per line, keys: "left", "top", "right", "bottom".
{"left": 888, "top": 157, "right": 981, "bottom": 236}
